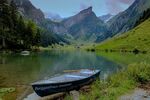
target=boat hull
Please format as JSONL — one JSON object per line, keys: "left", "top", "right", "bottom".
{"left": 32, "top": 71, "right": 100, "bottom": 97}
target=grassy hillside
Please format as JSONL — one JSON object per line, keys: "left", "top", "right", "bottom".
{"left": 96, "top": 18, "right": 150, "bottom": 52}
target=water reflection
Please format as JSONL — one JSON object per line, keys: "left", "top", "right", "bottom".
{"left": 37, "top": 51, "right": 121, "bottom": 80}
{"left": 0, "top": 50, "right": 121, "bottom": 86}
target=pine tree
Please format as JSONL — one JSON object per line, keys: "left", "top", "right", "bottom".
{"left": 10, "top": 0, "right": 18, "bottom": 28}
{"left": 33, "top": 28, "right": 41, "bottom": 47}
{"left": 134, "top": 8, "right": 150, "bottom": 27}
{"left": 0, "top": 0, "right": 11, "bottom": 49}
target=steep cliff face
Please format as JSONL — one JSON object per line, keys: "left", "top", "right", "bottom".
{"left": 62, "top": 7, "right": 108, "bottom": 41}
{"left": 11, "top": 0, "right": 45, "bottom": 24}
{"left": 99, "top": 14, "right": 114, "bottom": 22}
{"left": 10, "top": 0, "right": 67, "bottom": 34}
{"left": 40, "top": 19, "right": 68, "bottom": 34}
{"left": 63, "top": 7, "right": 95, "bottom": 28}
{"left": 107, "top": 0, "right": 150, "bottom": 36}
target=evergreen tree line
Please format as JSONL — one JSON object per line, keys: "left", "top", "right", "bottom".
{"left": 0, "top": 0, "right": 41, "bottom": 51}
{"left": 135, "top": 8, "right": 150, "bottom": 27}
{"left": 40, "top": 29, "right": 69, "bottom": 47}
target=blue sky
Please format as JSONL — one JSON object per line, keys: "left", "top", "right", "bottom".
{"left": 30, "top": 0, "right": 135, "bottom": 18}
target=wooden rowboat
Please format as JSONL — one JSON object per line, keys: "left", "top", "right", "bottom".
{"left": 31, "top": 69, "right": 100, "bottom": 97}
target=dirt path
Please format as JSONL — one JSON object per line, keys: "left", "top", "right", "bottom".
{"left": 120, "top": 83, "right": 150, "bottom": 100}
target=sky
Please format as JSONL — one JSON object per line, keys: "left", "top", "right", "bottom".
{"left": 30, "top": 0, "right": 135, "bottom": 18}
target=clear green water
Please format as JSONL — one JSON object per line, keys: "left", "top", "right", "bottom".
{"left": 0, "top": 50, "right": 121, "bottom": 87}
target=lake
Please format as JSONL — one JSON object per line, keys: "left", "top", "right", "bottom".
{"left": 0, "top": 50, "right": 128, "bottom": 99}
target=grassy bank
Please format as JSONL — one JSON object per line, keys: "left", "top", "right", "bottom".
{"left": 39, "top": 43, "right": 96, "bottom": 51}
{"left": 79, "top": 62, "right": 150, "bottom": 100}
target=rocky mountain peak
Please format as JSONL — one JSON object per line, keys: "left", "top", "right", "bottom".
{"left": 79, "top": 6, "right": 93, "bottom": 15}
{"left": 61, "top": 6, "right": 107, "bottom": 40}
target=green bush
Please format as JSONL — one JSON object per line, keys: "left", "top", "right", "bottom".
{"left": 127, "top": 62, "right": 150, "bottom": 83}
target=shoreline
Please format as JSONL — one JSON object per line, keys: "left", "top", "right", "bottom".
{"left": 79, "top": 62, "right": 150, "bottom": 100}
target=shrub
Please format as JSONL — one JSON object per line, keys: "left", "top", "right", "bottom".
{"left": 127, "top": 62, "right": 150, "bottom": 83}
{"left": 133, "top": 48, "right": 140, "bottom": 54}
